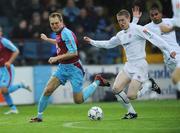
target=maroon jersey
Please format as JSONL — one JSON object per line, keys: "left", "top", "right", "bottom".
{"left": 55, "top": 27, "right": 79, "bottom": 64}
{"left": 0, "top": 38, "right": 15, "bottom": 66}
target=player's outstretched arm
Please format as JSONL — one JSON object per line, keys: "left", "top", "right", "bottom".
{"left": 83, "top": 36, "right": 120, "bottom": 49}
{"left": 136, "top": 26, "right": 176, "bottom": 58}
{"left": 132, "top": 6, "right": 142, "bottom": 24}
{"left": 83, "top": 36, "right": 92, "bottom": 44}
{"left": 48, "top": 51, "right": 78, "bottom": 64}
{"left": 5, "top": 50, "right": 19, "bottom": 68}
{"left": 40, "top": 33, "right": 57, "bottom": 45}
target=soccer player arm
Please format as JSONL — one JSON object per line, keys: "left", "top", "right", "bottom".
{"left": 136, "top": 26, "right": 176, "bottom": 58}
{"left": 40, "top": 33, "right": 57, "bottom": 45}
{"left": 48, "top": 51, "right": 78, "bottom": 64}
{"left": 132, "top": 6, "right": 142, "bottom": 24}
{"left": 84, "top": 35, "right": 121, "bottom": 49}
{"left": 48, "top": 31, "right": 79, "bottom": 64}
{"left": 2, "top": 38, "right": 19, "bottom": 67}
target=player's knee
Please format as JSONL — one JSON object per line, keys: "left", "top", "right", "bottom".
{"left": 171, "top": 74, "right": 178, "bottom": 84}
{"left": 44, "top": 88, "right": 53, "bottom": 96}
{"left": 112, "top": 85, "right": 123, "bottom": 94}
{"left": 112, "top": 88, "right": 119, "bottom": 94}
{"left": 1, "top": 87, "right": 8, "bottom": 94}
{"left": 172, "top": 77, "right": 177, "bottom": 84}
{"left": 73, "top": 93, "right": 84, "bottom": 104}
{"left": 74, "top": 98, "right": 83, "bottom": 104}
{"left": 127, "top": 93, "right": 137, "bottom": 100}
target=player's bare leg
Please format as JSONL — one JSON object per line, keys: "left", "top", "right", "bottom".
{"left": 112, "top": 71, "right": 137, "bottom": 119}
{"left": 73, "top": 74, "right": 110, "bottom": 104}
{"left": 127, "top": 79, "right": 142, "bottom": 100}
{"left": 119, "top": 79, "right": 141, "bottom": 119}
{"left": 30, "top": 76, "right": 61, "bottom": 123}
{"left": 1, "top": 87, "right": 19, "bottom": 114}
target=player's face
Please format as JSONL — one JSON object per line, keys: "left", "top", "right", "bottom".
{"left": 117, "top": 15, "right": 130, "bottom": 30}
{"left": 150, "top": 9, "right": 162, "bottom": 24}
{"left": 49, "top": 16, "right": 64, "bottom": 32}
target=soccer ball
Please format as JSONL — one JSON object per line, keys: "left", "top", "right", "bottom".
{"left": 88, "top": 106, "right": 103, "bottom": 120}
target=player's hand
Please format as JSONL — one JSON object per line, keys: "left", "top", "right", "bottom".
{"left": 132, "top": 6, "right": 142, "bottom": 18}
{"left": 5, "top": 62, "right": 11, "bottom": 68}
{"left": 170, "top": 51, "right": 176, "bottom": 59}
{"left": 160, "top": 24, "right": 173, "bottom": 33}
{"left": 40, "top": 33, "right": 48, "bottom": 41}
{"left": 48, "top": 57, "right": 58, "bottom": 64}
{"left": 83, "top": 36, "right": 91, "bottom": 44}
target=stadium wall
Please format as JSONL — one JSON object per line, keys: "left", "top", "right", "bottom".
{"left": 0, "top": 64, "right": 177, "bottom": 105}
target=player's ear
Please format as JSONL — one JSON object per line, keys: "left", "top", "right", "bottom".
{"left": 127, "top": 16, "right": 131, "bottom": 22}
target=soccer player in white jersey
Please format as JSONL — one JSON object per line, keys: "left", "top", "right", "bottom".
{"left": 159, "top": 0, "right": 180, "bottom": 32}
{"left": 132, "top": 4, "right": 180, "bottom": 98}
{"left": 84, "top": 9, "right": 176, "bottom": 119}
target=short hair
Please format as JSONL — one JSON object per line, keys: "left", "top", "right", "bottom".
{"left": 133, "top": 0, "right": 143, "bottom": 12}
{"left": 150, "top": 4, "right": 162, "bottom": 13}
{"left": 49, "top": 12, "right": 63, "bottom": 21}
{"left": 116, "top": 9, "right": 130, "bottom": 18}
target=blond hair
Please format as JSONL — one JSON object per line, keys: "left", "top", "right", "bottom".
{"left": 116, "top": 9, "right": 130, "bottom": 18}
{"left": 49, "top": 12, "right": 63, "bottom": 21}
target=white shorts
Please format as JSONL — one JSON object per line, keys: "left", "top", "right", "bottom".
{"left": 123, "top": 59, "right": 148, "bottom": 82}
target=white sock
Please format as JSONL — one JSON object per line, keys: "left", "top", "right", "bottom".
{"left": 138, "top": 80, "right": 152, "bottom": 97}
{"left": 115, "top": 91, "right": 136, "bottom": 114}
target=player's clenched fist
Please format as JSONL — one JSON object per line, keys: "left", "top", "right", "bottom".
{"left": 41, "top": 33, "right": 48, "bottom": 41}
{"left": 83, "top": 36, "right": 91, "bottom": 44}
{"left": 48, "top": 57, "right": 58, "bottom": 64}
{"left": 170, "top": 51, "right": 176, "bottom": 59}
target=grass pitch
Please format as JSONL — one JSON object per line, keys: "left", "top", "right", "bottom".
{"left": 0, "top": 100, "right": 180, "bottom": 133}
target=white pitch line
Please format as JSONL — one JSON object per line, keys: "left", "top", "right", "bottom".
{"left": 63, "top": 122, "right": 108, "bottom": 130}
{"left": 63, "top": 121, "right": 180, "bottom": 130}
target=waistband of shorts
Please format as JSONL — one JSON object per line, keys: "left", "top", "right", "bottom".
{"left": 59, "top": 60, "right": 81, "bottom": 65}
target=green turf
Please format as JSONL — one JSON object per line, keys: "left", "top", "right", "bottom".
{"left": 0, "top": 100, "right": 180, "bottom": 133}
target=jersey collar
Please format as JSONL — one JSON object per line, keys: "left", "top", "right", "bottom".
{"left": 56, "top": 26, "right": 65, "bottom": 35}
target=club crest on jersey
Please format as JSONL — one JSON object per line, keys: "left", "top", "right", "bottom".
{"left": 143, "top": 29, "right": 152, "bottom": 38}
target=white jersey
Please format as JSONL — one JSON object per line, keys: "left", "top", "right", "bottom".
{"left": 145, "top": 19, "right": 179, "bottom": 49}
{"left": 145, "top": 19, "right": 180, "bottom": 70}
{"left": 171, "top": 0, "right": 180, "bottom": 27}
{"left": 90, "top": 23, "right": 173, "bottom": 62}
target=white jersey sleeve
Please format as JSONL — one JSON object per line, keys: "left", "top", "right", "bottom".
{"left": 135, "top": 25, "right": 174, "bottom": 54}
{"left": 172, "top": 0, "right": 180, "bottom": 17}
{"left": 132, "top": 17, "right": 139, "bottom": 24}
{"left": 171, "top": 0, "right": 180, "bottom": 27}
{"left": 90, "top": 35, "right": 121, "bottom": 49}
